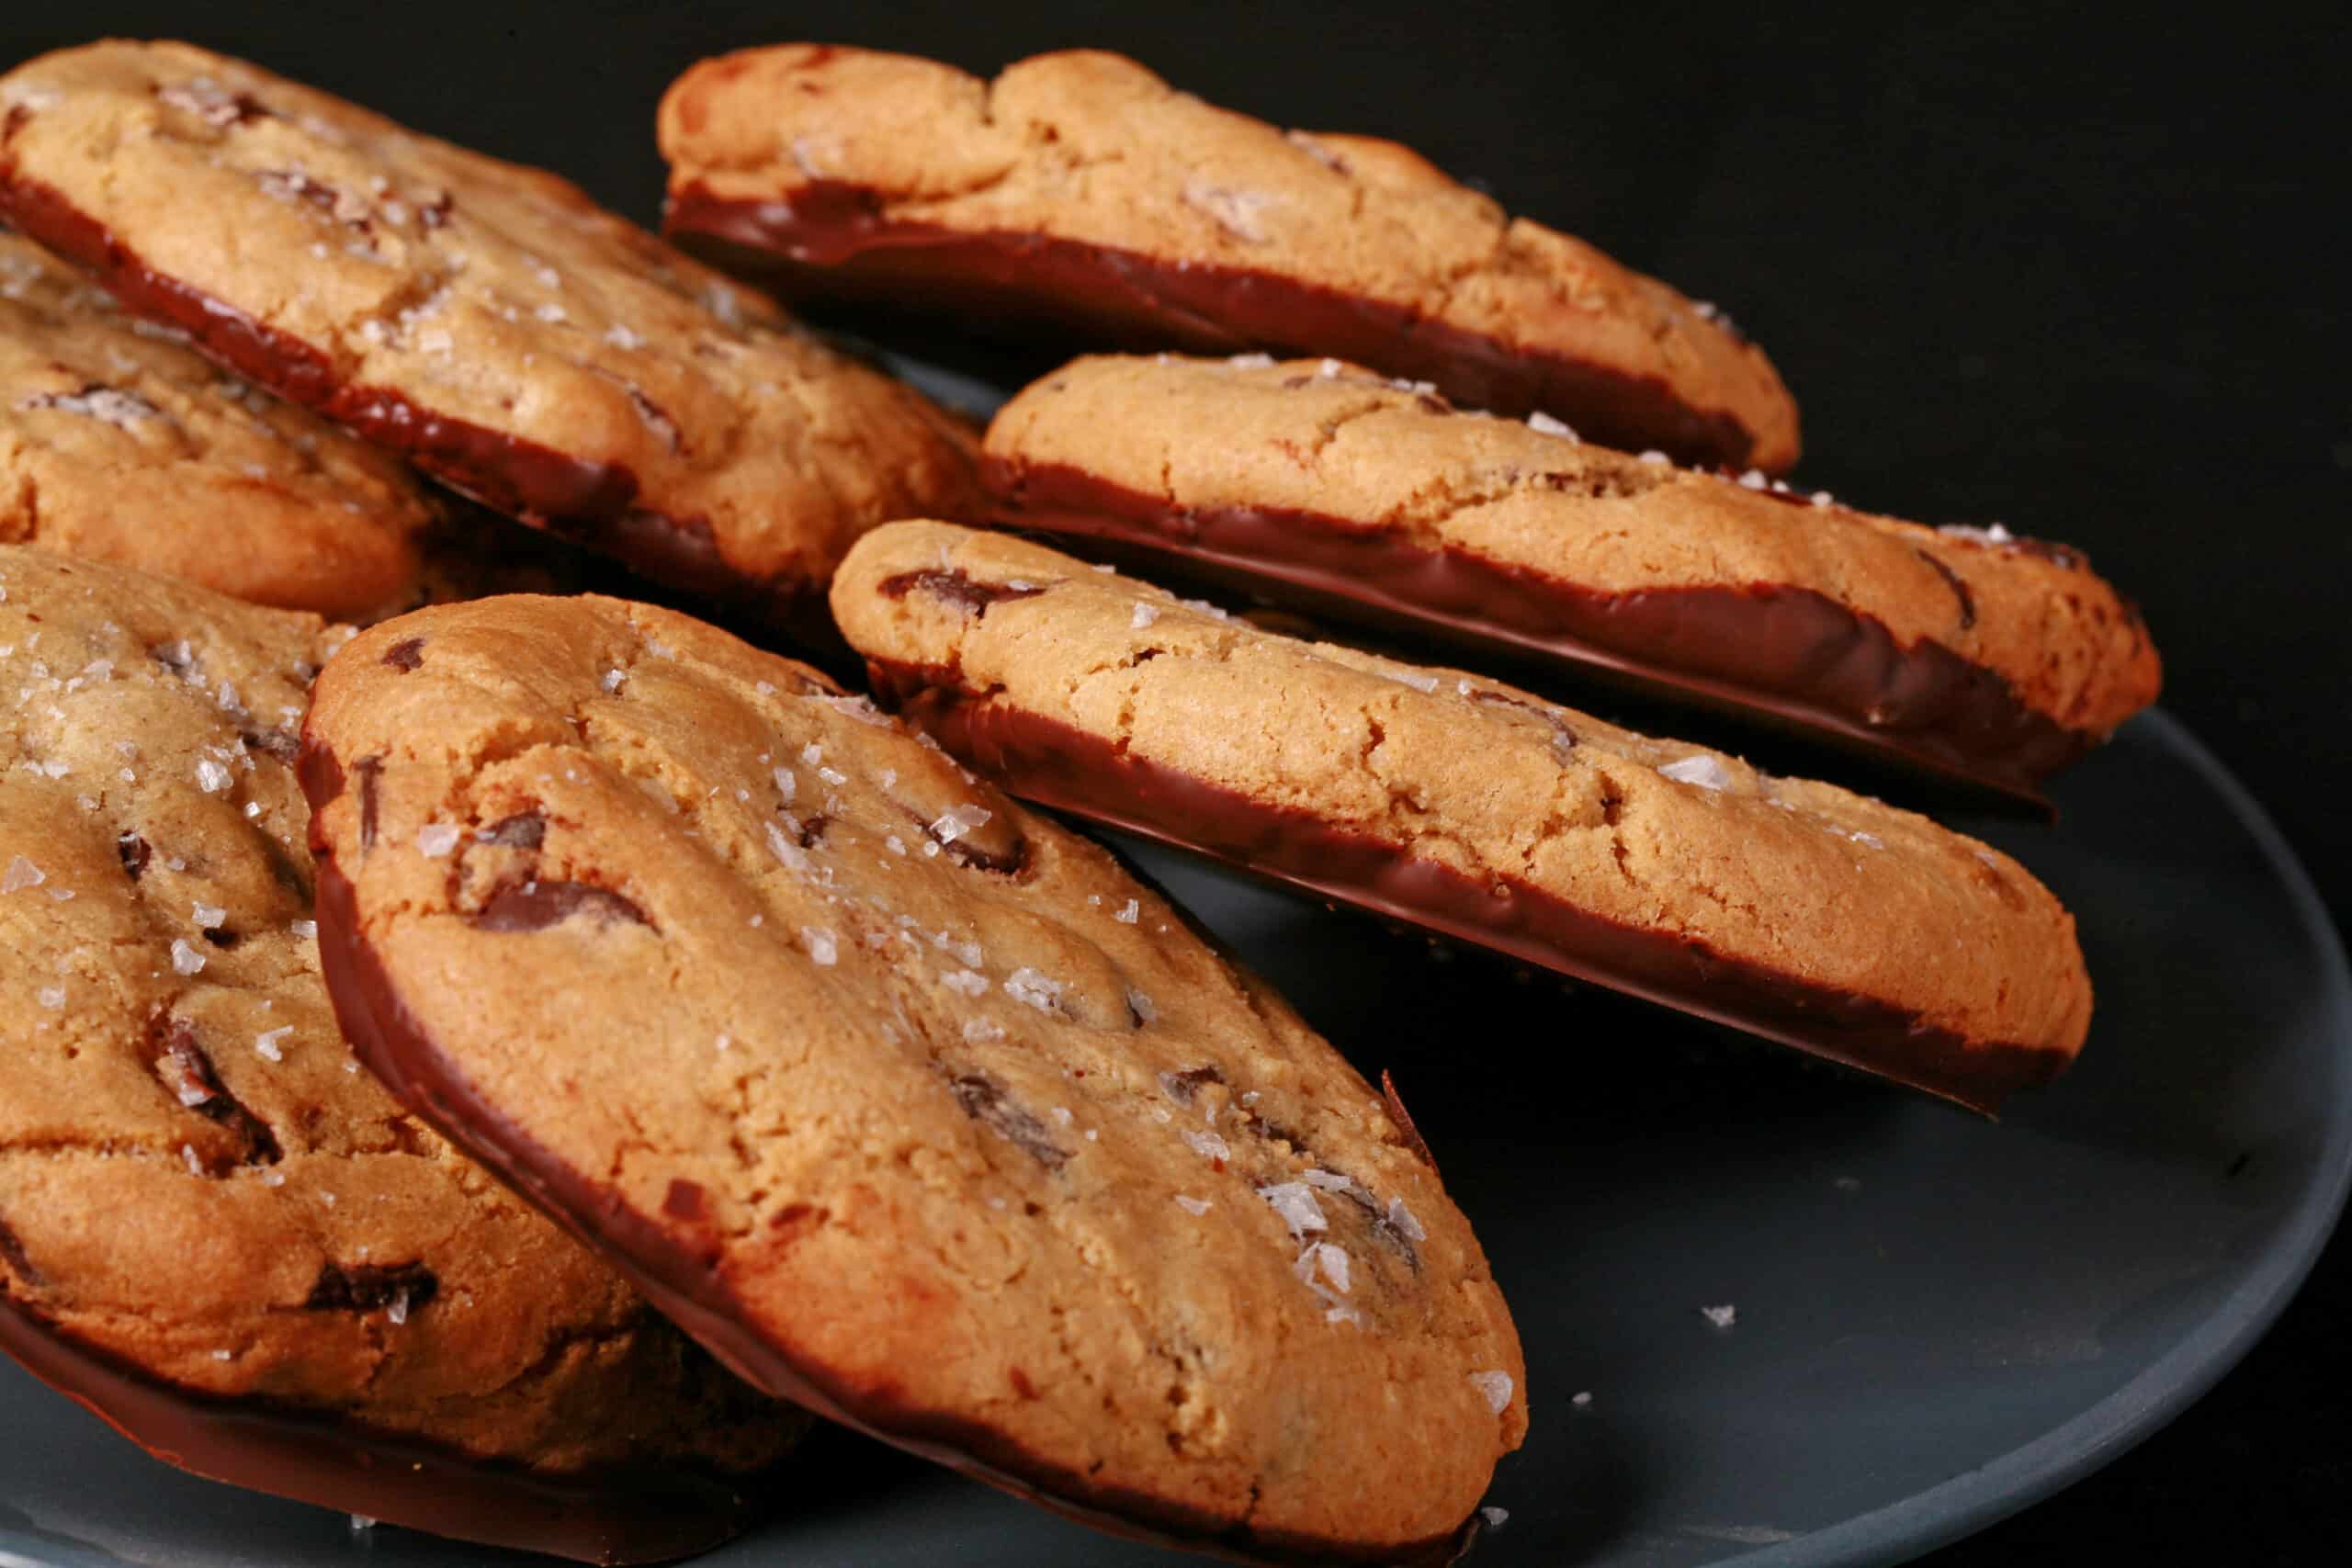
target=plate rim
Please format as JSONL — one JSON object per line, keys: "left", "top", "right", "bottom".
{"left": 1720, "top": 708, "right": 2352, "bottom": 1567}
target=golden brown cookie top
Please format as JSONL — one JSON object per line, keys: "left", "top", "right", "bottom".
{"left": 657, "top": 44, "right": 1799, "bottom": 471}
{"left": 301, "top": 590, "right": 1525, "bottom": 1562}
{"left": 831, "top": 523, "right": 2095, "bottom": 1089}
{"left": 985, "top": 353, "right": 2161, "bottom": 744}
{"left": 0, "top": 40, "right": 978, "bottom": 610}
{"left": 0, "top": 547, "right": 788, "bottom": 1488}
{"left": 1, "top": 227, "right": 435, "bottom": 620}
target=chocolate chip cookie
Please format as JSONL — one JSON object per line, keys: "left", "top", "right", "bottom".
{"left": 0, "top": 41, "right": 981, "bottom": 627}
{"left": 658, "top": 45, "right": 1799, "bottom": 472}
{"left": 2, "top": 226, "right": 437, "bottom": 620}
{"left": 0, "top": 547, "right": 799, "bottom": 1563}
{"left": 831, "top": 523, "right": 2096, "bottom": 1113}
{"left": 300, "top": 592, "right": 1526, "bottom": 1564}
{"left": 983, "top": 353, "right": 2162, "bottom": 800}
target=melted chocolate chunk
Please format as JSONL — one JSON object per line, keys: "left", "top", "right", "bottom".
{"left": 0, "top": 1212, "right": 40, "bottom": 1285}
{"left": 304, "top": 1261, "right": 439, "bottom": 1314}
{"left": 876, "top": 570, "right": 1048, "bottom": 617}
{"left": 153, "top": 1019, "right": 282, "bottom": 1166}
{"left": 470, "top": 879, "right": 652, "bottom": 933}
{"left": 199, "top": 926, "right": 241, "bottom": 950}
{"left": 792, "top": 813, "right": 831, "bottom": 850}
{"left": 1915, "top": 548, "right": 1977, "bottom": 630}
{"left": 381, "top": 637, "right": 424, "bottom": 672}
{"left": 1157, "top": 1066, "right": 1225, "bottom": 1105}
{"left": 116, "top": 831, "right": 152, "bottom": 881}
{"left": 947, "top": 1071, "right": 1070, "bottom": 1169}
{"left": 353, "top": 754, "right": 384, "bottom": 851}
{"left": 477, "top": 810, "right": 546, "bottom": 849}
{"left": 240, "top": 728, "right": 300, "bottom": 764}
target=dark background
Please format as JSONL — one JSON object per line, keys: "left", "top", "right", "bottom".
{"left": 4, "top": 2, "right": 2345, "bottom": 1562}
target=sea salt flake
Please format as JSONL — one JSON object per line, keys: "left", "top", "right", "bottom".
{"left": 1175, "top": 1194, "right": 1213, "bottom": 1215}
{"left": 1527, "top": 410, "right": 1578, "bottom": 440}
{"left": 942, "top": 968, "right": 989, "bottom": 997}
{"left": 182, "top": 1144, "right": 203, "bottom": 1176}
{"left": 800, "top": 928, "right": 839, "bottom": 965}
{"left": 171, "top": 938, "right": 208, "bottom": 975}
{"left": 1003, "top": 966, "right": 1064, "bottom": 1013}
{"left": 1701, "top": 1303, "right": 1738, "bottom": 1330}
{"left": 1126, "top": 988, "right": 1157, "bottom": 1023}
{"left": 1571, "top": 1390, "right": 1593, "bottom": 1407}
{"left": 415, "top": 822, "right": 461, "bottom": 857}
{"left": 1660, "top": 755, "right": 1734, "bottom": 792}
{"left": 1183, "top": 1129, "right": 1231, "bottom": 1162}
{"left": 1481, "top": 1506, "right": 1510, "bottom": 1529}
{"left": 1131, "top": 603, "right": 1160, "bottom": 629}
{"left": 931, "top": 803, "right": 992, "bottom": 843}
{"left": 36, "top": 985, "right": 64, "bottom": 1010}
{"left": 387, "top": 1292, "right": 412, "bottom": 1325}
{"left": 604, "top": 322, "right": 645, "bottom": 349}
{"left": 1385, "top": 1197, "right": 1428, "bottom": 1242}
{"left": 601, "top": 668, "right": 626, "bottom": 693}
{"left": 2, "top": 855, "right": 44, "bottom": 893}
{"left": 765, "top": 821, "right": 811, "bottom": 875}
{"left": 1384, "top": 669, "right": 1441, "bottom": 694}
{"left": 196, "top": 759, "right": 232, "bottom": 793}
{"left": 290, "top": 919, "right": 317, "bottom": 939}
{"left": 254, "top": 1027, "right": 292, "bottom": 1061}
{"left": 1469, "top": 1370, "right": 1514, "bottom": 1413}
{"left": 962, "top": 1017, "right": 1005, "bottom": 1043}
{"left": 1638, "top": 448, "right": 1673, "bottom": 466}
{"left": 1114, "top": 898, "right": 1139, "bottom": 924}
{"left": 193, "top": 902, "right": 227, "bottom": 928}
{"left": 1311, "top": 1243, "right": 1351, "bottom": 1293}
{"left": 1257, "top": 1182, "right": 1329, "bottom": 1238}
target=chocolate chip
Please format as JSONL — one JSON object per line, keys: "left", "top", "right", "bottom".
{"left": 478, "top": 810, "right": 546, "bottom": 849}
{"left": 1381, "top": 1070, "right": 1438, "bottom": 1173}
{"left": 1008, "top": 1367, "right": 1040, "bottom": 1400}
{"left": 1914, "top": 548, "right": 1977, "bottom": 630}
{"left": 470, "top": 879, "right": 652, "bottom": 932}
{"left": 153, "top": 1019, "right": 281, "bottom": 1166}
{"left": 662, "top": 1179, "right": 707, "bottom": 1223}
{"left": 305, "top": 1261, "right": 439, "bottom": 1314}
{"left": 381, "top": 637, "right": 424, "bottom": 672}
{"left": 876, "top": 570, "right": 1049, "bottom": 617}
{"left": 239, "top": 728, "right": 300, "bottom": 763}
{"left": 794, "top": 813, "right": 831, "bottom": 850}
{"left": 199, "top": 926, "right": 241, "bottom": 949}
{"left": 354, "top": 754, "right": 384, "bottom": 851}
{"left": 0, "top": 1212, "right": 40, "bottom": 1285}
{"left": 116, "top": 831, "right": 152, "bottom": 881}
{"left": 947, "top": 1071, "right": 1069, "bottom": 1169}
{"left": 1158, "top": 1066, "right": 1225, "bottom": 1105}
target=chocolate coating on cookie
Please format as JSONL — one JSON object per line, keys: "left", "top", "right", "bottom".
{"left": 659, "top": 45, "right": 1797, "bottom": 471}
{"left": 981, "top": 355, "right": 2160, "bottom": 801}
{"left": 301, "top": 592, "right": 1524, "bottom": 1564}
{"left": 0, "top": 547, "right": 799, "bottom": 1562}
{"left": 832, "top": 523, "right": 2097, "bottom": 1112}
{"left": 0, "top": 41, "right": 980, "bottom": 624}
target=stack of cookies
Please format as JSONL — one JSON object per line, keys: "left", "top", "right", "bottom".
{"left": 0, "top": 36, "right": 2158, "bottom": 1566}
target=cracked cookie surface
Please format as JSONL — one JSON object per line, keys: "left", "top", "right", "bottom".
{"left": 0, "top": 548, "right": 797, "bottom": 1562}
{"left": 0, "top": 40, "right": 981, "bottom": 623}
{"left": 300, "top": 591, "right": 1524, "bottom": 1564}
{"left": 1, "top": 227, "right": 437, "bottom": 620}
{"left": 984, "top": 353, "right": 2161, "bottom": 795}
{"left": 657, "top": 44, "right": 1799, "bottom": 471}
{"left": 831, "top": 522, "right": 2095, "bottom": 1111}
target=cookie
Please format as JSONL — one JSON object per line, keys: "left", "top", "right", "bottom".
{"left": 299, "top": 592, "right": 1526, "bottom": 1565}
{"left": 0, "top": 547, "right": 800, "bottom": 1563}
{"left": 983, "top": 353, "right": 2162, "bottom": 800}
{"left": 0, "top": 41, "right": 981, "bottom": 629}
{"left": 657, "top": 45, "right": 1799, "bottom": 472}
{"left": 2, "top": 226, "right": 438, "bottom": 621}
{"left": 831, "top": 523, "right": 2095, "bottom": 1113}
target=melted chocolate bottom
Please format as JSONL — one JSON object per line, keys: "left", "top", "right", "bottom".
{"left": 0, "top": 1292, "right": 764, "bottom": 1564}
{"left": 665, "top": 184, "right": 1781, "bottom": 473}
{"left": 296, "top": 740, "right": 1485, "bottom": 1568}
{"left": 862, "top": 663, "right": 2071, "bottom": 1115}
{"left": 989, "top": 461, "right": 2089, "bottom": 808}
{"left": 0, "top": 172, "right": 823, "bottom": 633}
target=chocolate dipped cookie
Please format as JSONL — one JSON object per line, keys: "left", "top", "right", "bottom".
{"left": 0, "top": 547, "right": 799, "bottom": 1562}
{"left": 657, "top": 45, "right": 1799, "bottom": 472}
{"left": 983, "top": 353, "right": 2161, "bottom": 800}
{"left": 831, "top": 522, "right": 2096, "bottom": 1113}
{"left": 300, "top": 591, "right": 1526, "bottom": 1565}
{"left": 0, "top": 41, "right": 981, "bottom": 629}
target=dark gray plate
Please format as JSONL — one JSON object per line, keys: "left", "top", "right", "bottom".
{"left": 4, "top": 711, "right": 2346, "bottom": 1568}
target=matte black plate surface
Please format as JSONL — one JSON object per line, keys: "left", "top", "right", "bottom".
{"left": 4, "top": 706, "right": 2347, "bottom": 1567}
